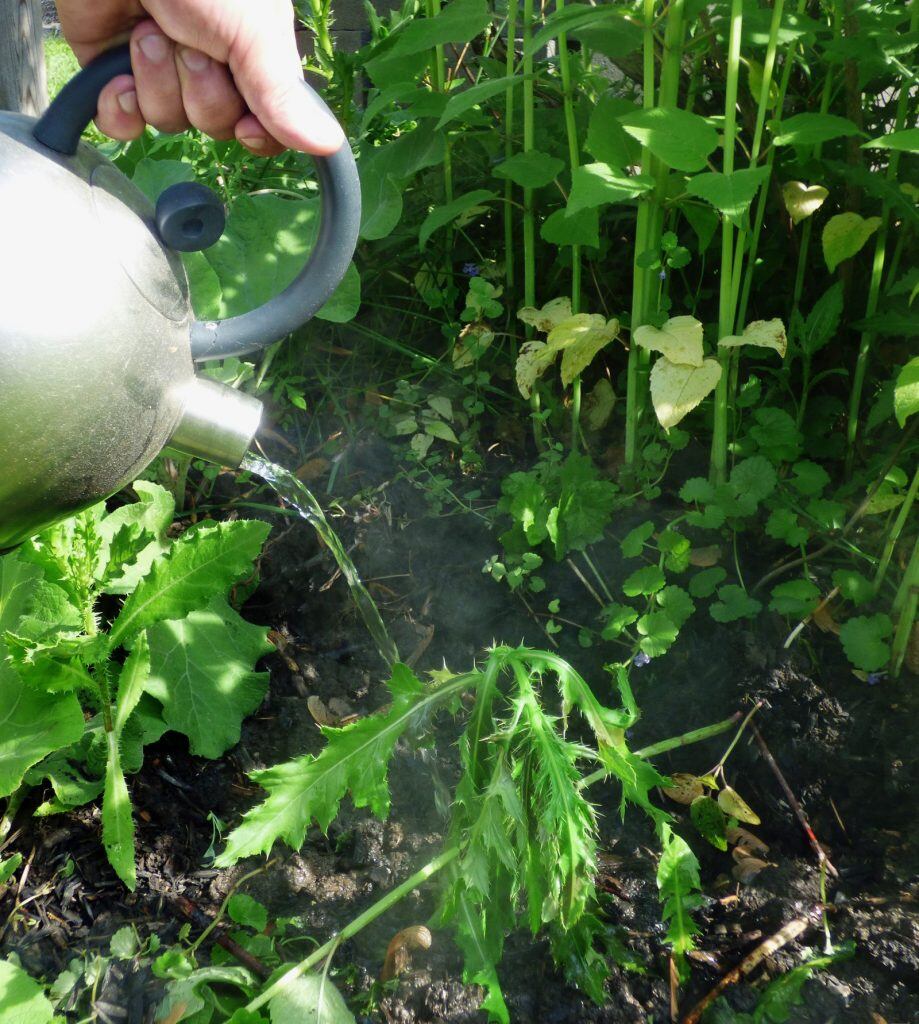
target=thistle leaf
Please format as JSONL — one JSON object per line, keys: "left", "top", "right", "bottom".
{"left": 103, "top": 730, "right": 136, "bottom": 890}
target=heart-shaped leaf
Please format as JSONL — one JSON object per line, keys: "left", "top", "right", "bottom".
{"left": 517, "top": 297, "right": 572, "bottom": 333}
{"left": 718, "top": 318, "right": 787, "bottom": 358}
{"left": 822, "top": 213, "right": 882, "bottom": 273}
{"left": 782, "top": 181, "right": 828, "bottom": 224}
{"left": 545, "top": 315, "right": 619, "bottom": 386}
{"left": 634, "top": 315, "right": 704, "bottom": 367}
{"left": 515, "top": 340, "right": 554, "bottom": 398}
{"left": 650, "top": 357, "right": 722, "bottom": 429}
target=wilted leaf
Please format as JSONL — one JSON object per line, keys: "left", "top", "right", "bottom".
{"left": 380, "top": 925, "right": 433, "bottom": 981}
{"left": 453, "top": 323, "right": 494, "bottom": 368}
{"left": 634, "top": 315, "right": 704, "bottom": 367}
{"left": 584, "top": 378, "right": 616, "bottom": 430}
{"left": 296, "top": 459, "right": 330, "bottom": 483}
{"left": 689, "top": 545, "right": 722, "bottom": 568}
{"left": 718, "top": 319, "right": 787, "bottom": 358}
{"left": 662, "top": 773, "right": 705, "bottom": 805}
{"left": 517, "top": 297, "right": 573, "bottom": 333}
{"left": 782, "top": 181, "right": 828, "bottom": 224}
{"left": 308, "top": 696, "right": 340, "bottom": 727}
{"left": 822, "top": 213, "right": 882, "bottom": 273}
{"left": 515, "top": 340, "right": 554, "bottom": 398}
{"left": 725, "top": 825, "right": 770, "bottom": 855}
{"left": 650, "top": 357, "right": 722, "bottom": 429}
{"left": 718, "top": 786, "right": 761, "bottom": 825}
{"left": 732, "top": 856, "right": 772, "bottom": 883}
{"left": 550, "top": 316, "right": 620, "bottom": 385}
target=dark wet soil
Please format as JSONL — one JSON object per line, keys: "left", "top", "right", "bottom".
{"left": 2, "top": 436, "right": 917, "bottom": 1024}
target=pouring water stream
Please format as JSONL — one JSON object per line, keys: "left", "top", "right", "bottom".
{"left": 242, "top": 455, "right": 399, "bottom": 668}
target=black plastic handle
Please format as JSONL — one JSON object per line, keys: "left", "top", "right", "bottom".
{"left": 33, "top": 43, "right": 361, "bottom": 362}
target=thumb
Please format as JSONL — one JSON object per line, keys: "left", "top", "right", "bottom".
{"left": 228, "top": 20, "right": 344, "bottom": 155}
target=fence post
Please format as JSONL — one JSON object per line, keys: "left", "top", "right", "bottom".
{"left": 0, "top": 0, "right": 48, "bottom": 115}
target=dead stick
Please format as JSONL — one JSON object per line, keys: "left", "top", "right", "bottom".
{"left": 173, "top": 895, "right": 272, "bottom": 979}
{"left": 750, "top": 724, "right": 838, "bottom": 879}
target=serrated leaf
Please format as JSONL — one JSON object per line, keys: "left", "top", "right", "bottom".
{"left": 618, "top": 107, "right": 718, "bottom": 172}
{"left": 822, "top": 213, "right": 882, "bottom": 273}
{"left": 493, "top": 150, "right": 564, "bottom": 188}
{"left": 769, "top": 579, "right": 821, "bottom": 617}
{"left": 789, "top": 460, "right": 830, "bottom": 497}
{"left": 587, "top": 94, "right": 642, "bottom": 167}
{"left": 839, "top": 613, "right": 893, "bottom": 671}
{"left": 832, "top": 569, "right": 874, "bottom": 606}
{"left": 710, "top": 585, "right": 761, "bottom": 623}
{"left": 782, "top": 181, "right": 828, "bottom": 224}
{"left": 620, "top": 521, "right": 654, "bottom": 558}
{"left": 656, "top": 586, "right": 695, "bottom": 628}
{"left": 691, "top": 796, "right": 728, "bottom": 850}
{"left": 718, "top": 318, "right": 787, "bottom": 358}
{"left": 685, "top": 167, "right": 770, "bottom": 227}
{"left": 765, "top": 508, "right": 809, "bottom": 547}
{"left": 656, "top": 826, "right": 701, "bottom": 956}
{"left": 637, "top": 611, "right": 679, "bottom": 657}
{"left": 634, "top": 315, "right": 704, "bottom": 367}
{"left": 650, "top": 357, "right": 722, "bottom": 429}
{"left": 103, "top": 730, "right": 136, "bottom": 890}
{"left": 145, "top": 598, "right": 272, "bottom": 759}
{"left": 718, "top": 785, "right": 760, "bottom": 825}
{"left": 113, "top": 634, "right": 151, "bottom": 735}
{"left": 0, "top": 958, "right": 55, "bottom": 1024}
{"left": 689, "top": 567, "right": 727, "bottom": 599}
{"left": 108, "top": 519, "right": 270, "bottom": 648}
{"left": 600, "top": 603, "right": 639, "bottom": 639}
{"left": 622, "top": 565, "right": 666, "bottom": 598}
{"left": 730, "top": 456, "right": 777, "bottom": 502}
{"left": 228, "top": 894, "right": 268, "bottom": 932}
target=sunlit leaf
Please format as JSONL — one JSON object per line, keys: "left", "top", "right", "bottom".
{"left": 691, "top": 795, "right": 727, "bottom": 851}
{"left": 635, "top": 315, "right": 704, "bottom": 367}
{"left": 839, "top": 613, "right": 893, "bottom": 671}
{"left": 650, "top": 357, "right": 721, "bottom": 429}
{"left": 894, "top": 357, "right": 919, "bottom": 427}
{"left": 782, "top": 181, "right": 828, "bottom": 224}
{"left": 517, "top": 297, "right": 572, "bottom": 333}
{"left": 772, "top": 112, "right": 862, "bottom": 147}
{"left": 822, "top": 213, "right": 882, "bottom": 273}
{"left": 685, "top": 167, "right": 770, "bottom": 227}
{"left": 717, "top": 786, "right": 761, "bottom": 825}
{"left": 419, "top": 190, "right": 496, "bottom": 248}
{"left": 662, "top": 773, "right": 705, "bottom": 805}
{"left": 718, "top": 318, "right": 787, "bottom": 358}
{"left": 566, "top": 163, "right": 652, "bottom": 215}
{"left": 618, "top": 107, "right": 719, "bottom": 172}
{"left": 862, "top": 128, "right": 919, "bottom": 153}
{"left": 493, "top": 149, "right": 562, "bottom": 189}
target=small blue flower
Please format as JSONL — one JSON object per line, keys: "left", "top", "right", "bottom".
{"left": 866, "top": 671, "right": 886, "bottom": 686}
{"left": 633, "top": 651, "right": 651, "bottom": 668}
{"left": 658, "top": 269, "right": 667, "bottom": 281}
{"left": 463, "top": 262, "right": 480, "bottom": 277}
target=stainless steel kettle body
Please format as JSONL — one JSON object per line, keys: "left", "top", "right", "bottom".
{"left": 0, "top": 46, "right": 360, "bottom": 550}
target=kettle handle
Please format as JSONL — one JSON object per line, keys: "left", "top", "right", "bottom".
{"left": 33, "top": 44, "right": 361, "bottom": 363}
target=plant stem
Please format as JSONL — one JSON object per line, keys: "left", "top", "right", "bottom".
{"left": 709, "top": 0, "right": 744, "bottom": 485}
{"left": 874, "top": 463, "right": 919, "bottom": 593}
{"left": 245, "top": 846, "right": 460, "bottom": 1014}
{"left": 426, "top": 0, "right": 453, "bottom": 220}
{"left": 890, "top": 534, "right": 919, "bottom": 678}
{"left": 845, "top": 2, "right": 919, "bottom": 475}
{"left": 504, "top": 0, "right": 519, "bottom": 292}
{"left": 521, "top": 0, "right": 541, "bottom": 444}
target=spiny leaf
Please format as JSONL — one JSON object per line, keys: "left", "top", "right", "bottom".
{"left": 657, "top": 825, "right": 702, "bottom": 957}
{"left": 103, "top": 730, "right": 136, "bottom": 890}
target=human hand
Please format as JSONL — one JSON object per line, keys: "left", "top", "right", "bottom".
{"left": 56, "top": 0, "right": 344, "bottom": 156}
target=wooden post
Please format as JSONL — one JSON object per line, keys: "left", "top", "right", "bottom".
{"left": 0, "top": 0, "right": 48, "bottom": 115}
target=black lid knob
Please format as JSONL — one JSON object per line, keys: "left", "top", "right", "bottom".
{"left": 155, "top": 182, "right": 225, "bottom": 252}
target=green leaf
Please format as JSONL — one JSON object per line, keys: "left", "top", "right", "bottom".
{"left": 113, "top": 634, "right": 151, "bottom": 735}
{"left": 622, "top": 566, "right": 666, "bottom": 598}
{"left": 832, "top": 569, "right": 874, "bottom": 606}
{"left": 419, "top": 189, "right": 496, "bottom": 248}
{"left": 145, "top": 598, "right": 272, "bottom": 759}
{"left": 540, "top": 207, "right": 599, "bottom": 248}
{"left": 425, "top": 419, "right": 460, "bottom": 444}
{"left": 0, "top": 958, "right": 55, "bottom": 1024}
{"left": 600, "top": 604, "right": 639, "bottom": 639}
{"left": 269, "top": 973, "right": 357, "bottom": 1024}
{"left": 689, "top": 567, "right": 727, "bottom": 599}
{"left": 862, "top": 128, "right": 919, "bottom": 153}
{"left": 437, "top": 76, "right": 522, "bottom": 129}
{"left": 130, "top": 158, "right": 195, "bottom": 203}
{"left": 566, "top": 163, "right": 652, "bottom": 215}
{"left": 789, "top": 460, "right": 830, "bottom": 497}
{"left": 683, "top": 203, "right": 720, "bottom": 253}
{"left": 587, "top": 95, "right": 642, "bottom": 167}
{"left": 375, "top": 0, "right": 489, "bottom": 58}
{"left": 710, "top": 585, "right": 762, "bottom": 623}
{"left": 748, "top": 408, "right": 803, "bottom": 463}
{"left": 800, "top": 282, "right": 843, "bottom": 356}
{"left": 656, "top": 826, "right": 702, "bottom": 957}
{"left": 685, "top": 167, "right": 771, "bottom": 227}
{"left": 822, "top": 213, "right": 882, "bottom": 273}
{"left": 108, "top": 519, "right": 270, "bottom": 648}
{"left": 103, "top": 731, "right": 136, "bottom": 890}
{"left": 228, "top": 893, "right": 268, "bottom": 932}
{"left": 0, "top": 662, "right": 84, "bottom": 797}
{"left": 772, "top": 113, "right": 863, "bottom": 147}
{"left": 839, "top": 613, "right": 892, "bottom": 671}
{"left": 769, "top": 579, "right": 821, "bottom": 617}
{"left": 657, "top": 529, "right": 691, "bottom": 573}
{"left": 0, "top": 551, "right": 45, "bottom": 634}
{"left": 765, "top": 509, "right": 809, "bottom": 547}
{"left": 618, "top": 107, "right": 719, "bottom": 172}
{"left": 690, "top": 795, "right": 727, "bottom": 851}
{"left": 680, "top": 477, "right": 715, "bottom": 504}
{"left": 730, "top": 456, "right": 777, "bottom": 502}
{"left": 620, "top": 521, "right": 654, "bottom": 558}
{"left": 637, "top": 611, "right": 679, "bottom": 657}
{"left": 0, "top": 853, "right": 22, "bottom": 886}
{"left": 493, "top": 150, "right": 564, "bottom": 188}
{"left": 217, "top": 666, "right": 463, "bottom": 864}
{"left": 656, "top": 586, "right": 695, "bottom": 628}
{"left": 525, "top": 4, "right": 639, "bottom": 57}
{"left": 894, "top": 357, "right": 919, "bottom": 427}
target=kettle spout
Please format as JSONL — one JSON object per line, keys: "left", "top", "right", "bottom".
{"left": 168, "top": 377, "right": 263, "bottom": 468}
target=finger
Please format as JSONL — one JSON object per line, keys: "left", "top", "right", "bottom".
{"left": 95, "top": 75, "right": 146, "bottom": 141}
{"left": 175, "top": 46, "right": 246, "bottom": 140}
{"left": 130, "top": 20, "right": 189, "bottom": 134}
{"left": 234, "top": 113, "right": 285, "bottom": 157}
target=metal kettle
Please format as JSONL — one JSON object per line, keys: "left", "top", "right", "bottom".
{"left": 0, "top": 45, "right": 360, "bottom": 550}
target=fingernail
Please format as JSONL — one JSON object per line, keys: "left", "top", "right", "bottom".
{"left": 117, "top": 89, "right": 138, "bottom": 115}
{"left": 301, "top": 86, "right": 345, "bottom": 149}
{"left": 138, "top": 33, "right": 170, "bottom": 63}
{"left": 179, "top": 47, "right": 210, "bottom": 73}
{"left": 240, "top": 136, "right": 267, "bottom": 151}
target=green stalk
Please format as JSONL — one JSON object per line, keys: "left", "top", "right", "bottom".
{"left": 890, "top": 534, "right": 919, "bottom": 678}
{"left": 845, "top": 3, "right": 919, "bottom": 475}
{"left": 557, "top": 0, "right": 583, "bottom": 445}
{"left": 426, "top": 0, "right": 453, "bottom": 208}
{"left": 709, "top": 0, "right": 744, "bottom": 485}
{"left": 245, "top": 845, "right": 460, "bottom": 1014}
{"left": 521, "top": 0, "right": 540, "bottom": 443}
{"left": 504, "top": 0, "right": 519, "bottom": 291}
{"left": 874, "top": 463, "right": 919, "bottom": 593}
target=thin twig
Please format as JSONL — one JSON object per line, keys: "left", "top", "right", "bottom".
{"left": 173, "top": 895, "right": 272, "bottom": 979}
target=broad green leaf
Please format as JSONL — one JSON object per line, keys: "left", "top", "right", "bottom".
{"left": 620, "top": 521, "right": 654, "bottom": 558}
{"left": 650, "top": 357, "right": 721, "bottom": 429}
{"left": 769, "top": 579, "right": 821, "bottom": 617}
{"left": 493, "top": 150, "right": 564, "bottom": 189}
{"left": 772, "top": 113, "right": 862, "bottom": 147}
{"left": 0, "top": 853, "right": 22, "bottom": 886}
{"left": 517, "top": 297, "right": 572, "bottom": 333}
{"left": 437, "top": 75, "right": 521, "bottom": 129}
{"left": 789, "top": 460, "right": 830, "bottom": 497}
{"left": 0, "top": 663, "right": 84, "bottom": 797}
{"left": 782, "top": 181, "right": 828, "bottom": 224}
{"left": 710, "top": 585, "right": 761, "bottom": 622}
{"left": 749, "top": 407, "right": 803, "bottom": 463}
{"left": 108, "top": 519, "right": 270, "bottom": 648}
{"left": 419, "top": 189, "right": 496, "bottom": 248}
{"left": 832, "top": 569, "right": 874, "bottom": 606}
{"left": 685, "top": 167, "right": 770, "bottom": 227}
{"left": 130, "top": 158, "right": 195, "bottom": 203}
{"left": 228, "top": 893, "right": 268, "bottom": 932}
{"left": 718, "top": 318, "right": 787, "bottom": 358}
{"left": 801, "top": 282, "right": 843, "bottom": 356}
{"left": 683, "top": 203, "right": 720, "bottom": 253}
{"left": 839, "top": 613, "right": 892, "bottom": 671}
{"left": 637, "top": 611, "right": 679, "bottom": 657}
{"left": 540, "top": 206, "right": 599, "bottom": 247}
{"left": 0, "top": 958, "right": 55, "bottom": 1024}
{"left": 689, "top": 567, "right": 727, "bottom": 599}
{"left": 0, "top": 551, "right": 44, "bottom": 634}
{"left": 656, "top": 586, "right": 695, "bottom": 628}
{"left": 618, "top": 107, "right": 719, "bottom": 172}
{"left": 690, "top": 795, "right": 727, "bottom": 851}
{"left": 730, "top": 456, "right": 777, "bottom": 503}
{"left": 145, "top": 598, "right": 272, "bottom": 759}
{"left": 375, "top": 0, "right": 489, "bottom": 58}
{"left": 854, "top": 310, "right": 919, "bottom": 338}
{"left": 656, "top": 826, "right": 701, "bottom": 957}
{"left": 566, "top": 163, "right": 652, "bottom": 215}
{"left": 634, "top": 315, "right": 704, "bottom": 367}
{"left": 103, "top": 730, "right": 136, "bottom": 890}
{"left": 113, "top": 633, "right": 151, "bottom": 735}
{"left": 822, "top": 213, "right": 882, "bottom": 273}
{"left": 623, "top": 566, "right": 666, "bottom": 598}
{"left": 600, "top": 603, "right": 639, "bottom": 639}
{"left": 100, "top": 481, "right": 176, "bottom": 594}
{"left": 425, "top": 419, "right": 459, "bottom": 443}
{"left": 765, "top": 508, "right": 809, "bottom": 547}
{"left": 543, "top": 315, "right": 619, "bottom": 386}
{"left": 359, "top": 164, "right": 403, "bottom": 240}
{"left": 894, "top": 357, "right": 919, "bottom": 427}
{"left": 587, "top": 95, "right": 642, "bottom": 167}
{"left": 862, "top": 128, "right": 919, "bottom": 153}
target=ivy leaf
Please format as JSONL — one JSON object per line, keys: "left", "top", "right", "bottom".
{"left": 685, "top": 167, "right": 770, "bottom": 227}
{"left": 772, "top": 113, "right": 863, "bottom": 147}
{"left": 689, "top": 567, "right": 727, "bottom": 599}
{"left": 690, "top": 796, "right": 727, "bottom": 851}
{"left": 108, "top": 519, "right": 270, "bottom": 648}
{"left": 634, "top": 315, "right": 704, "bottom": 367}
{"left": 765, "top": 509, "right": 810, "bottom": 547}
{"left": 0, "top": 958, "right": 55, "bottom": 1024}
{"left": 832, "top": 569, "right": 874, "bottom": 606}
{"left": 822, "top": 213, "right": 882, "bottom": 273}
{"left": 566, "top": 163, "right": 652, "bottom": 215}
{"left": 618, "top": 107, "right": 719, "bottom": 172}
{"left": 709, "top": 585, "right": 761, "bottom": 623}
{"left": 419, "top": 190, "right": 496, "bottom": 248}
{"left": 894, "top": 357, "right": 919, "bottom": 428}
{"left": 620, "top": 521, "right": 654, "bottom": 558}
{"left": 839, "top": 614, "right": 893, "bottom": 671}
{"left": 769, "top": 579, "right": 821, "bottom": 617}
{"left": 782, "top": 181, "right": 828, "bottom": 224}
{"left": 493, "top": 150, "right": 564, "bottom": 189}
{"left": 623, "top": 566, "right": 666, "bottom": 598}
{"left": 145, "top": 598, "right": 272, "bottom": 760}
{"left": 637, "top": 612, "right": 679, "bottom": 657}
{"left": 650, "top": 357, "right": 722, "bottom": 429}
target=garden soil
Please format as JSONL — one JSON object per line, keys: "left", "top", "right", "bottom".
{"left": 2, "top": 438, "right": 917, "bottom": 1024}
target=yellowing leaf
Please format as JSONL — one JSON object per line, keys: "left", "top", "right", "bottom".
{"left": 822, "top": 213, "right": 882, "bottom": 273}
{"left": 517, "top": 297, "right": 572, "bottom": 333}
{"left": 662, "top": 772, "right": 705, "bottom": 805}
{"left": 732, "top": 856, "right": 772, "bottom": 883}
{"left": 650, "top": 357, "right": 722, "bottom": 429}
{"left": 515, "top": 340, "right": 554, "bottom": 398}
{"left": 725, "top": 825, "right": 770, "bottom": 855}
{"left": 553, "top": 316, "right": 620, "bottom": 386}
{"left": 453, "top": 323, "right": 494, "bottom": 368}
{"left": 634, "top": 315, "right": 704, "bottom": 367}
{"left": 584, "top": 378, "right": 616, "bottom": 430}
{"left": 782, "top": 181, "right": 828, "bottom": 224}
{"left": 717, "top": 785, "right": 761, "bottom": 825}
{"left": 718, "top": 318, "right": 787, "bottom": 358}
